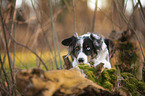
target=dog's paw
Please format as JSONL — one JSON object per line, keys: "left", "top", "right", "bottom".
{"left": 93, "top": 61, "right": 112, "bottom": 69}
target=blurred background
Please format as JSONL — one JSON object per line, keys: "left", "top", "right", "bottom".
{"left": 0, "top": 0, "right": 145, "bottom": 70}
{"left": 0, "top": 0, "right": 145, "bottom": 95}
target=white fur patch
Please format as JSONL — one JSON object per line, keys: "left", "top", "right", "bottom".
{"left": 77, "top": 52, "right": 88, "bottom": 63}
{"left": 93, "top": 40, "right": 111, "bottom": 69}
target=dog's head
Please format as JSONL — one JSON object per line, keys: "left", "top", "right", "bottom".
{"left": 62, "top": 33, "right": 112, "bottom": 65}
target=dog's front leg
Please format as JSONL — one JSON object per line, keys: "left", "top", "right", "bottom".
{"left": 93, "top": 60, "right": 111, "bottom": 69}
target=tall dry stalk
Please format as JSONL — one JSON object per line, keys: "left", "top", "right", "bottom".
{"left": 92, "top": 0, "right": 97, "bottom": 32}
{"left": 48, "top": 0, "right": 62, "bottom": 69}
{"left": 11, "top": 1, "right": 17, "bottom": 69}
{"left": 138, "top": 0, "right": 145, "bottom": 25}
{"left": 72, "top": 0, "right": 76, "bottom": 32}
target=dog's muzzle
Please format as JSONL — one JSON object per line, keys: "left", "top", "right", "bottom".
{"left": 77, "top": 52, "right": 88, "bottom": 64}
{"left": 78, "top": 58, "right": 84, "bottom": 63}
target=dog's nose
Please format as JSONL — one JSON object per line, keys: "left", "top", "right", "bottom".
{"left": 78, "top": 58, "right": 84, "bottom": 63}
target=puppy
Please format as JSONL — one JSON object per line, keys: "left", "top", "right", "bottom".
{"left": 62, "top": 33, "right": 112, "bottom": 69}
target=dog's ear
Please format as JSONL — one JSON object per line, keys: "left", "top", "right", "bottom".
{"left": 104, "top": 38, "right": 115, "bottom": 58}
{"left": 90, "top": 33, "right": 103, "bottom": 50}
{"left": 104, "top": 38, "right": 110, "bottom": 50}
{"left": 62, "top": 36, "right": 77, "bottom": 46}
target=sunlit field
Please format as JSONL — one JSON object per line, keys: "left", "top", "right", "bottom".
{"left": 2, "top": 51, "right": 68, "bottom": 71}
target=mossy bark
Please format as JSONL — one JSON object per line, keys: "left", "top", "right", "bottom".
{"left": 109, "top": 30, "right": 145, "bottom": 96}
{"left": 16, "top": 68, "right": 118, "bottom": 96}
{"left": 143, "top": 62, "right": 145, "bottom": 81}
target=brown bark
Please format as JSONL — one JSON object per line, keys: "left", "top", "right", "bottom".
{"left": 16, "top": 68, "right": 117, "bottom": 96}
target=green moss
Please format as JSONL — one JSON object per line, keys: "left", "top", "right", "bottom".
{"left": 121, "top": 72, "right": 135, "bottom": 78}
{"left": 118, "top": 42, "right": 138, "bottom": 74}
{"left": 107, "top": 68, "right": 116, "bottom": 74}
{"left": 137, "top": 81, "right": 145, "bottom": 94}
{"left": 125, "top": 81, "right": 140, "bottom": 96}
{"left": 118, "top": 51, "right": 137, "bottom": 65}
{"left": 129, "top": 77, "right": 138, "bottom": 86}
{"left": 101, "top": 70, "right": 111, "bottom": 81}
{"left": 125, "top": 81, "right": 136, "bottom": 91}
{"left": 78, "top": 64, "right": 145, "bottom": 95}
{"left": 99, "top": 68, "right": 117, "bottom": 90}
{"left": 121, "top": 72, "right": 145, "bottom": 96}
{"left": 102, "top": 81, "right": 113, "bottom": 91}
{"left": 78, "top": 64, "right": 96, "bottom": 82}
{"left": 78, "top": 64, "right": 117, "bottom": 90}
{"left": 110, "top": 75, "right": 117, "bottom": 84}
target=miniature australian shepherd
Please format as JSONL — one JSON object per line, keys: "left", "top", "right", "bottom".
{"left": 62, "top": 33, "right": 113, "bottom": 69}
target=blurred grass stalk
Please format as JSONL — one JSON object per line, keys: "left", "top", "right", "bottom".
{"left": 138, "top": 0, "right": 145, "bottom": 61}
{"left": 11, "top": 1, "right": 17, "bottom": 70}
{"left": 48, "top": 0, "right": 62, "bottom": 69}
{"left": 72, "top": 0, "right": 76, "bottom": 32}
{"left": 92, "top": 0, "right": 97, "bottom": 32}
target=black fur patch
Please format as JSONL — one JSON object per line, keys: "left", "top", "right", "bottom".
{"left": 83, "top": 37, "right": 94, "bottom": 56}
{"left": 90, "top": 34, "right": 102, "bottom": 54}
{"left": 62, "top": 36, "right": 77, "bottom": 46}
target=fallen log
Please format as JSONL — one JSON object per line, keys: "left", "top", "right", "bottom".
{"left": 16, "top": 68, "right": 117, "bottom": 96}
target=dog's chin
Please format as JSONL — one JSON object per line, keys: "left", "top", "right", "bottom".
{"left": 78, "top": 62, "right": 84, "bottom": 64}
{"left": 78, "top": 62, "right": 90, "bottom": 66}
{"left": 72, "top": 59, "right": 91, "bottom": 67}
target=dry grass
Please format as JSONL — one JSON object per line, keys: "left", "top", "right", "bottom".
{"left": 2, "top": 51, "right": 68, "bottom": 70}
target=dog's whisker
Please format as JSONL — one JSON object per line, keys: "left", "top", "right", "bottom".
{"left": 64, "top": 52, "right": 71, "bottom": 59}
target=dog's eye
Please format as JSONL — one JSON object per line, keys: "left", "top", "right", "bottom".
{"left": 75, "top": 46, "right": 80, "bottom": 51}
{"left": 86, "top": 47, "right": 90, "bottom": 51}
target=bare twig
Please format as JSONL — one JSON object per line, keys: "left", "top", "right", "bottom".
{"left": 138, "top": 0, "right": 145, "bottom": 25}
{"left": 0, "top": 53, "right": 10, "bottom": 94}
{"left": 116, "top": 1, "right": 123, "bottom": 30}
{"left": 63, "top": 0, "right": 72, "bottom": 12}
{"left": 0, "top": 86, "right": 11, "bottom": 96}
{"left": 0, "top": 9, "right": 15, "bottom": 95}
{"left": 0, "top": 10, "right": 48, "bottom": 71}
{"left": 31, "top": 5, "right": 66, "bottom": 37}
{"left": 33, "top": 1, "right": 53, "bottom": 52}
{"left": 0, "top": 30, "right": 7, "bottom": 64}
{"left": 124, "top": 0, "right": 128, "bottom": 11}
{"left": 12, "top": 37, "right": 48, "bottom": 70}
{"left": 31, "top": 1, "right": 54, "bottom": 69}
{"left": 98, "top": 8, "right": 120, "bottom": 28}
{"left": 138, "top": 0, "right": 145, "bottom": 19}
